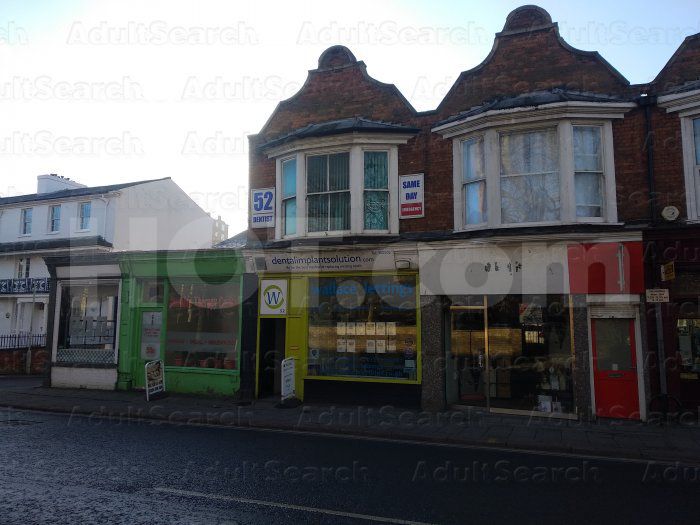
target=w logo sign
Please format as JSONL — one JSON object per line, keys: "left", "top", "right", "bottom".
{"left": 260, "top": 280, "right": 287, "bottom": 315}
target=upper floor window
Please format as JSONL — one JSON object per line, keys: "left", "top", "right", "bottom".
{"left": 79, "top": 201, "right": 91, "bottom": 230}
{"left": 364, "top": 151, "right": 389, "bottom": 230}
{"left": 49, "top": 204, "right": 61, "bottom": 232}
{"left": 16, "top": 258, "right": 30, "bottom": 279}
{"left": 657, "top": 89, "right": 700, "bottom": 220}
{"left": 282, "top": 158, "right": 297, "bottom": 236}
{"left": 20, "top": 208, "right": 32, "bottom": 235}
{"left": 499, "top": 128, "right": 559, "bottom": 223}
{"left": 307, "top": 153, "right": 350, "bottom": 232}
{"left": 270, "top": 143, "right": 401, "bottom": 239}
{"left": 452, "top": 121, "right": 617, "bottom": 230}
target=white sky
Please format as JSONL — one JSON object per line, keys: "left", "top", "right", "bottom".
{"left": 1, "top": 0, "right": 699, "bottom": 235}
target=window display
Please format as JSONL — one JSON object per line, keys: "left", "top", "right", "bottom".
{"left": 487, "top": 294, "right": 573, "bottom": 413}
{"left": 165, "top": 279, "right": 240, "bottom": 369}
{"left": 307, "top": 275, "right": 418, "bottom": 380}
{"left": 56, "top": 282, "right": 119, "bottom": 364}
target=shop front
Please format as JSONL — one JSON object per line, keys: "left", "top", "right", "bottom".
{"left": 44, "top": 254, "right": 122, "bottom": 390}
{"left": 118, "top": 250, "right": 251, "bottom": 397}
{"left": 644, "top": 227, "right": 700, "bottom": 412}
{"left": 419, "top": 238, "right": 647, "bottom": 419}
{"left": 250, "top": 246, "right": 421, "bottom": 406}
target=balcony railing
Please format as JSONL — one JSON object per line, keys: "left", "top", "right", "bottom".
{"left": 0, "top": 278, "right": 50, "bottom": 294}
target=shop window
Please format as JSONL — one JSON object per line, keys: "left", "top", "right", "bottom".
{"left": 165, "top": 279, "right": 240, "bottom": 369}
{"left": 486, "top": 294, "right": 573, "bottom": 414}
{"left": 56, "top": 282, "right": 119, "bottom": 365}
{"left": 678, "top": 318, "right": 700, "bottom": 377}
{"left": 140, "top": 279, "right": 164, "bottom": 304}
{"left": 307, "top": 275, "right": 418, "bottom": 380}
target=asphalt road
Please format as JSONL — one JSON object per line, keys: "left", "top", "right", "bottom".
{"left": 0, "top": 408, "right": 698, "bottom": 524}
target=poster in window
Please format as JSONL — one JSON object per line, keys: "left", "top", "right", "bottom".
{"left": 388, "top": 339, "right": 397, "bottom": 352}
{"left": 387, "top": 322, "right": 397, "bottom": 336}
{"left": 366, "top": 322, "right": 376, "bottom": 335}
{"left": 346, "top": 339, "right": 356, "bottom": 353}
{"left": 376, "top": 322, "right": 386, "bottom": 336}
{"left": 354, "top": 322, "right": 364, "bottom": 336}
{"left": 376, "top": 339, "right": 386, "bottom": 353}
{"left": 141, "top": 311, "right": 162, "bottom": 360}
{"left": 346, "top": 322, "right": 356, "bottom": 336}
{"left": 366, "top": 339, "right": 376, "bottom": 353}
{"left": 336, "top": 322, "right": 346, "bottom": 335}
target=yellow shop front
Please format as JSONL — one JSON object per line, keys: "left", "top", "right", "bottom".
{"left": 251, "top": 247, "right": 421, "bottom": 406}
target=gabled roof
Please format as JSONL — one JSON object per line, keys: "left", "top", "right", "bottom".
{"left": 436, "top": 89, "right": 629, "bottom": 128}
{"left": 0, "top": 177, "right": 170, "bottom": 206}
{"left": 258, "top": 117, "right": 420, "bottom": 151}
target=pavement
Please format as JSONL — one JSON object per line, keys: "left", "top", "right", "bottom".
{"left": 2, "top": 376, "right": 700, "bottom": 464}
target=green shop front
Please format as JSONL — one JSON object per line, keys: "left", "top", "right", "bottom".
{"left": 118, "top": 250, "right": 254, "bottom": 397}
{"left": 251, "top": 247, "right": 421, "bottom": 406}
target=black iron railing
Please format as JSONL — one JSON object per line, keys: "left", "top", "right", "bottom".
{"left": 0, "top": 333, "right": 47, "bottom": 350}
{"left": 0, "top": 278, "right": 50, "bottom": 295}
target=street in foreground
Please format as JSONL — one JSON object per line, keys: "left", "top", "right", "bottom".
{"left": 0, "top": 408, "right": 699, "bottom": 524}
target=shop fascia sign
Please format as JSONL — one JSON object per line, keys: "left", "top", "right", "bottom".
{"left": 261, "top": 248, "right": 399, "bottom": 273}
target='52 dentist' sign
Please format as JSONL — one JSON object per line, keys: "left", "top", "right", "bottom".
{"left": 251, "top": 188, "right": 275, "bottom": 228}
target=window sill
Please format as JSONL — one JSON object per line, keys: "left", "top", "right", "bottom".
{"left": 454, "top": 220, "right": 623, "bottom": 233}
{"left": 17, "top": 234, "right": 31, "bottom": 238}
{"left": 75, "top": 228, "right": 91, "bottom": 233}
{"left": 46, "top": 230, "right": 60, "bottom": 235}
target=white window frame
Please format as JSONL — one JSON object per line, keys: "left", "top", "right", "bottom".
{"left": 451, "top": 120, "right": 617, "bottom": 231}
{"left": 658, "top": 89, "right": 700, "bottom": 221}
{"left": 16, "top": 258, "right": 30, "bottom": 279}
{"left": 78, "top": 201, "right": 91, "bottom": 231}
{"left": 280, "top": 156, "right": 298, "bottom": 237}
{"left": 305, "top": 151, "right": 352, "bottom": 235}
{"left": 48, "top": 204, "right": 61, "bottom": 233}
{"left": 680, "top": 111, "right": 700, "bottom": 221}
{"left": 20, "top": 208, "right": 32, "bottom": 235}
{"left": 271, "top": 139, "right": 401, "bottom": 240}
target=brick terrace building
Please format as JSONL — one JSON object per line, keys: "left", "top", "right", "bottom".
{"left": 243, "top": 5, "right": 700, "bottom": 421}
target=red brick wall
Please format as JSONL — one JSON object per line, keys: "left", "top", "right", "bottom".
{"left": 247, "top": 7, "right": 699, "bottom": 241}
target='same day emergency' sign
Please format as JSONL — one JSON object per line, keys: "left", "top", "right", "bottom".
{"left": 399, "top": 173, "right": 424, "bottom": 219}
{"left": 251, "top": 188, "right": 275, "bottom": 228}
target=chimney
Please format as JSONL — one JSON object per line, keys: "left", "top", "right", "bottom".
{"left": 37, "top": 174, "right": 87, "bottom": 194}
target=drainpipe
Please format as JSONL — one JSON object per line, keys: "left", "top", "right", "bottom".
{"left": 638, "top": 93, "right": 669, "bottom": 408}
{"left": 638, "top": 93, "right": 658, "bottom": 223}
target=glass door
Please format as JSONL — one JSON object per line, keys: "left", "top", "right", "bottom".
{"left": 449, "top": 307, "right": 488, "bottom": 407}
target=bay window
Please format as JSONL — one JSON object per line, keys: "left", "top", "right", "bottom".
{"left": 270, "top": 140, "right": 404, "bottom": 239}
{"left": 500, "top": 128, "right": 559, "bottom": 223}
{"left": 282, "top": 158, "right": 297, "bottom": 235}
{"left": 307, "top": 153, "right": 350, "bottom": 232}
{"left": 462, "top": 138, "right": 486, "bottom": 225}
{"left": 450, "top": 120, "right": 618, "bottom": 230}
{"left": 573, "top": 126, "right": 604, "bottom": 218}
{"left": 364, "top": 151, "right": 389, "bottom": 230}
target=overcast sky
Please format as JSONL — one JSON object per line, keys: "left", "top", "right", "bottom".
{"left": 1, "top": 0, "right": 698, "bottom": 235}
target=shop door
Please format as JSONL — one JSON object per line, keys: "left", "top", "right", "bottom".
{"left": 449, "top": 308, "right": 487, "bottom": 407}
{"left": 591, "top": 318, "right": 640, "bottom": 419}
{"left": 258, "top": 318, "right": 286, "bottom": 397}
